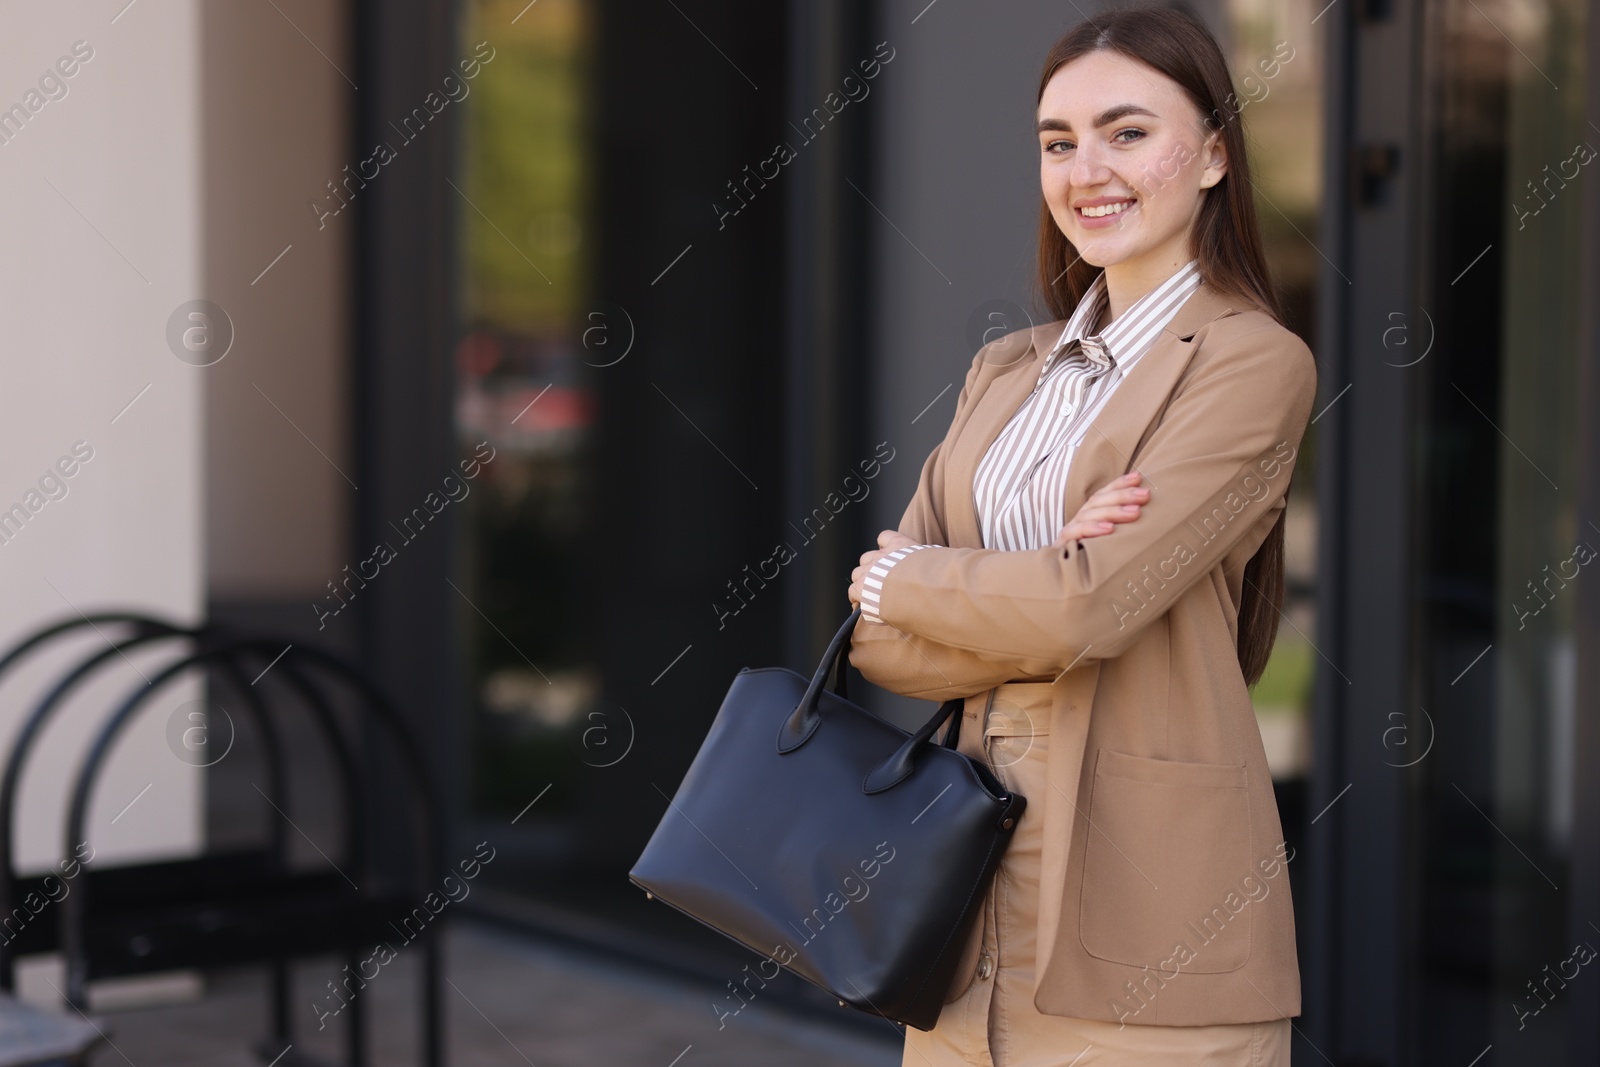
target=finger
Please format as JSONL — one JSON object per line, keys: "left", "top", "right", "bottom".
{"left": 1078, "top": 502, "right": 1143, "bottom": 525}
{"left": 1057, "top": 503, "right": 1140, "bottom": 545}
{"left": 1054, "top": 518, "right": 1117, "bottom": 545}
{"left": 1081, "top": 499, "right": 1145, "bottom": 518}
{"left": 1097, "top": 471, "right": 1139, "bottom": 492}
{"left": 1090, "top": 484, "right": 1150, "bottom": 505}
{"left": 1062, "top": 504, "right": 1139, "bottom": 536}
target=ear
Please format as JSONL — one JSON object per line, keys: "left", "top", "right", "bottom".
{"left": 1198, "top": 129, "right": 1228, "bottom": 190}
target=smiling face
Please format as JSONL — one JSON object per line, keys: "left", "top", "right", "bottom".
{"left": 1037, "top": 49, "right": 1226, "bottom": 294}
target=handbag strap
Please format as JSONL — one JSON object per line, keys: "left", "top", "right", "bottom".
{"left": 862, "top": 697, "right": 964, "bottom": 793}
{"left": 777, "top": 608, "right": 971, "bottom": 792}
{"left": 938, "top": 699, "right": 962, "bottom": 749}
{"left": 778, "top": 608, "right": 862, "bottom": 752}
{"left": 830, "top": 631, "right": 849, "bottom": 701}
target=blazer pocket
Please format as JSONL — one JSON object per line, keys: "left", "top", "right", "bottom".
{"left": 1079, "top": 748, "right": 1253, "bottom": 973}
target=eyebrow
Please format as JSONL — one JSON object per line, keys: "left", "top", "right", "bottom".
{"left": 1036, "top": 103, "right": 1158, "bottom": 134}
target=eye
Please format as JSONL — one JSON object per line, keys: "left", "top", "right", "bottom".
{"left": 1043, "top": 138, "right": 1075, "bottom": 154}
{"left": 1112, "top": 127, "right": 1146, "bottom": 144}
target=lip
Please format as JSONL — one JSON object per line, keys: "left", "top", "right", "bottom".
{"left": 1073, "top": 195, "right": 1137, "bottom": 230}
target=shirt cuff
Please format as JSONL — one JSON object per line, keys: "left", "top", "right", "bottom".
{"left": 860, "top": 544, "right": 939, "bottom": 623}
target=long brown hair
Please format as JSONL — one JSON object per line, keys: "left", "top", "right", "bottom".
{"left": 1034, "top": 5, "right": 1289, "bottom": 686}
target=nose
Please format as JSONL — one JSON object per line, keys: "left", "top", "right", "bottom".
{"left": 1068, "top": 138, "right": 1113, "bottom": 191}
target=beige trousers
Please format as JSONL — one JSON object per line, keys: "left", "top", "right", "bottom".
{"left": 902, "top": 682, "right": 1291, "bottom": 1067}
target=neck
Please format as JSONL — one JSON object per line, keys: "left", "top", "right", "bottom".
{"left": 1102, "top": 250, "right": 1193, "bottom": 321}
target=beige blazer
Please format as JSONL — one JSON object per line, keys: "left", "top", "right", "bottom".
{"left": 848, "top": 280, "right": 1316, "bottom": 1026}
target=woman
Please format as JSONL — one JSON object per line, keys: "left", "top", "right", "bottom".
{"left": 846, "top": 7, "right": 1314, "bottom": 1065}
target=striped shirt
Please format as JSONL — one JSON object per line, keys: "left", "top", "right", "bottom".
{"left": 859, "top": 261, "right": 1201, "bottom": 623}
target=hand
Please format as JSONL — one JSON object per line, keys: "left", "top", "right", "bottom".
{"left": 1052, "top": 471, "right": 1149, "bottom": 549}
{"left": 848, "top": 530, "right": 920, "bottom": 608}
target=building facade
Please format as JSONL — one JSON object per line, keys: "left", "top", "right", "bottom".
{"left": 0, "top": 0, "right": 1595, "bottom": 1062}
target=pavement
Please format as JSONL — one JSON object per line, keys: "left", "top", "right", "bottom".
{"left": 67, "top": 917, "right": 905, "bottom": 1067}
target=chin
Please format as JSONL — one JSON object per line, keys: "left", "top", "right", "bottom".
{"left": 1072, "top": 237, "right": 1135, "bottom": 270}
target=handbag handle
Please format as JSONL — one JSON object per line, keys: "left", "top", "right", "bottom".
{"left": 776, "top": 608, "right": 969, "bottom": 794}
{"left": 776, "top": 608, "right": 863, "bottom": 753}
{"left": 830, "top": 625, "right": 850, "bottom": 701}
{"left": 862, "top": 697, "right": 963, "bottom": 794}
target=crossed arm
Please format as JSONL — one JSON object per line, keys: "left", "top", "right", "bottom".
{"left": 846, "top": 322, "right": 1316, "bottom": 699}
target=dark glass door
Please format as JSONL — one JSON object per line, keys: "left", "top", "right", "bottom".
{"left": 449, "top": 0, "right": 794, "bottom": 963}
{"left": 1412, "top": 0, "right": 1588, "bottom": 1061}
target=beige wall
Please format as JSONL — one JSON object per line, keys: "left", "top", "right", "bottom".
{"left": 0, "top": 0, "right": 352, "bottom": 1006}
{"left": 0, "top": 1, "right": 205, "bottom": 882}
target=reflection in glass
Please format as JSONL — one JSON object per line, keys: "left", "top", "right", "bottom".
{"left": 1415, "top": 0, "right": 1586, "bottom": 1061}
{"left": 454, "top": 0, "right": 598, "bottom": 852}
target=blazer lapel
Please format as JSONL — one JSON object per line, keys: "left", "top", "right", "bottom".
{"left": 1057, "top": 283, "right": 1240, "bottom": 518}
{"left": 942, "top": 330, "right": 1044, "bottom": 549}
{"left": 941, "top": 282, "right": 1241, "bottom": 549}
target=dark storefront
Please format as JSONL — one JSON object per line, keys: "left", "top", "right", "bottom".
{"left": 339, "top": 0, "right": 1600, "bottom": 1062}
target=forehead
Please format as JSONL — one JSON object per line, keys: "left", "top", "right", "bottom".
{"left": 1037, "top": 50, "right": 1190, "bottom": 118}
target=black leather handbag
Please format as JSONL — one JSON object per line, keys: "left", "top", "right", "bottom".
{"left": 628, "top": 607, "right": 1027, "bottom": 1030}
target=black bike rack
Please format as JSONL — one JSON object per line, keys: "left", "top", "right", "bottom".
{"left": 0, "top": 613, "right": 444, "bottom": 1067}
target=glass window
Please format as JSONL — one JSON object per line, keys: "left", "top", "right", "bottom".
{"left": 454, "top": 0, "right": 599, "bottom": 858}
{"left": 447, "top": 0, "right": 792, "bottom": 961}
{"left": 1414, "top": 0, "right": 1587, "bottom": 1060}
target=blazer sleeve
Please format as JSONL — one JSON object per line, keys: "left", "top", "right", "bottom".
{"left": 847, "top": 332, "right": 1054, "bottom": 700}
{"left": 868, "top": 320, "right": 1317, "bottom": 669}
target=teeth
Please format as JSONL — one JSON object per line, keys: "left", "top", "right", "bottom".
{"left": 1081, "top": 200, "right": 1132, "bottom": 218}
